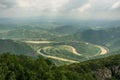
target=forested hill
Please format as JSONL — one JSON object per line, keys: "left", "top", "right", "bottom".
{"left": 0, "top": 53, "right": 119, "bottom": 80}
{"left": 52, "top": 27, "right": 120, "bottom": 45}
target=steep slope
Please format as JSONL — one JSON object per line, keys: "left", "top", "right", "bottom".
{"left": 65, "top": 54, "right": 120, "bottom": 80}
{"left": 0, "top": 39, "right": 36, "bottom": 56}
{"left": 53, "top": 27, "right": 120, "bottom": 45}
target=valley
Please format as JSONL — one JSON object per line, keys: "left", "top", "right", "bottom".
{"left": 37, "top": 49, "right": 79, "bottom": 63}
{"left": 23, "top": 40, "right": 108, "bottom": 63}
{"left": 0, "top": 22, "right": 119, "bottom": 65}
{"left": 0, "top": 38, "right": 109, "bottom": 65}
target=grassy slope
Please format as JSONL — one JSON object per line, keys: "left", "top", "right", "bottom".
{"left": 41, "top": 45, "right": 85, "bottom": 61}
{"left": 0, "top": 39, "right": 36, "bottom": 56}
{"left": 29, "top": 41, "right": 100, "bottom": 62}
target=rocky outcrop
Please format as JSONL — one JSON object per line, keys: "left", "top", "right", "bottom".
{"left": 93, "top": 66, "right": 120, "bottom": 80}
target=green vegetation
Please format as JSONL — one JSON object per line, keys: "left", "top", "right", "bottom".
{"left": 54, "top": 27, "right": 120, "bottom": 45}
{"left": 64, "top": 42, "right": 100, "bottom": 57}
{"left": 0, "top": 53, "right": 119, "bottom": 80}
{"left": 40, "top": 42, "right": 100, "bottom": 57}
{"left": 0, "top": 18, "right": 120, "bottom": 80}
{"left": 0, "top": 39, "right": 36, "bottom": 56}
{"left": 40, "top": 45, "right": 85, "bottom": 61}
{"left": 0, "top": 29, "right": 58, "bottom": 40}
{"left": 51, "top": 27, "right": 120, "bottom": 57}
{"left": 29, "top": 41, "right": 100, "bottom": 61}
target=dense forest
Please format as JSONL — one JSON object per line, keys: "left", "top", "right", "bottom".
{"left": 0, "top": 53, "right": 119, "bottom": 80}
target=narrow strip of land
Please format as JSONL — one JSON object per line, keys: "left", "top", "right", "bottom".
{"left": 47, "top": 55, "right": 79, "bottom": 63}
{"left": 23, "top": 41, "right": 51, "bottom": 44}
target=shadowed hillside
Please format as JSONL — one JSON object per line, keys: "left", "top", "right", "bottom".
{"left": 0, "top": 39, "right": 36, "bottom": 56}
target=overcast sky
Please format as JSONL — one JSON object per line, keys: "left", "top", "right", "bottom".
{"left": 0, "top": 0, "right": 120, "bottom": 20}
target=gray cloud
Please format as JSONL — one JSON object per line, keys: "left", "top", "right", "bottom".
{"left": 0, "top": 0, "right": 119, "bottom": 20}
{"left": 61, "top": 0, "right": 89, "bottom": 11}
{"left": 89, "top": 0, "right": 119, "bottom": 11}
{"left": 0, "top": 0, "right": 17, "bottom": 9}
{"left": 110, "top": 1, "right": 120, "bottom": 12}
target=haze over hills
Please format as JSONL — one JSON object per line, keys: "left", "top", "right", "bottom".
{"left": 0, "top": 19, "right": 120, "bottom": 65}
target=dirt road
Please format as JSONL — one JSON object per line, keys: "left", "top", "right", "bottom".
{"left": 37, "top": 49, "right": 79, "bottom": 63}
{"left": 95, "top": 45, "right": 108, "bottom": 55}
{"left": 23, "top": 41, "right": 51, "bottom": 44}
{"left": 25, "top": 41, "right": 108, "bottom": 60}
{"left": 64, "top": 45, "right": 81, "bottom": 56}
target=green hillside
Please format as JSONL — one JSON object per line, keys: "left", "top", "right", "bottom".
{"left": 0, "top": 39, "right": 36, "bottom": 56}
{"left": 40, "top": 45, "right": 85, "bottom": 61}
{"left": 28, "top": 41, "right": 100, "bottom": 62}
{"left": 51, "top": 27, "right": 120, "bottom": 56}
{"left": 52, "top": 27, "right": 120, "bottom": 45}
{"left": 0, "top": 28, "right": 58, "bottom": 40}
{"left": 52, "top": 25, "right": 80, "bottom": 34}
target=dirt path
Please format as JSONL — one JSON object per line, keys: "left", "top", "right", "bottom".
{"left": 85, "top": 42, "right": 108, "bottom": 55}
{"left": 23, "top": 40, "right": 81, "bottom": 56}
{"left": 47, "top": 55, "right": 79, "bottom": 63}
{"left": 23, "top": 41, "right": 51, "bottom": 44}
{"left": 24, "top": 40, "right": 108, "bottom": 58}
{"left": 37, "top": 49, "right": 79, "bottom": 63}
{"left": 95, "top": 45, "right": 108, "bottom": 55}
{"left": 64, "top": 45, "right": 81, "bottom": 56}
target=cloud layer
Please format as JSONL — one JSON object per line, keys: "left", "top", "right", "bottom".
{"left": 0, "top": 0, "right": 120, "bottom": 20}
